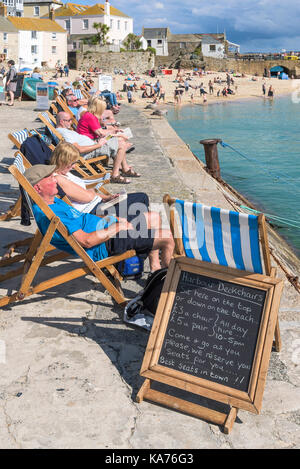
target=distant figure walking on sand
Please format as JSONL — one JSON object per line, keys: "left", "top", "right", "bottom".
{"left": 268, "top": 85, "right": 274, "bottom": 98}
{"left": 262, "top": 81, "right": 266, "bottom": 96}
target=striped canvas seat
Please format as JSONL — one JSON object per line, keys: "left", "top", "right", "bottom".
{"left": 173, "top": 199, "right": 263, "bottom": 274}
{"left": 10, "top": 129, "right": 30, "bottom": 145}
{"left": 72, "top": 89, "right": 83, "bottom": 100}
{"left": 40, "top": 112, "right": 60, "bottom": 145}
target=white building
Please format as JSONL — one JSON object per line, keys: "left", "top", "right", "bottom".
{"left": 8, "top": 15, "right": 67, "bottom": 67}
{"left": 2, "top": 0, "right": 23, "bottom": 17}
{"left": 52, "top": 1, "right": 133, "bottom": 51}
{"left": 201, "top": 35, "right": 225, "bottom": 59}
{"left": 142, "top": 27, "right": 169, "bottom": 56}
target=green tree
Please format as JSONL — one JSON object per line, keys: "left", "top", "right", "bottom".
{"left": 123, "top": 33, "right": 142, "bottom": 51}
{"left": 92, "top": 22, "right": 110, "bottom": 46}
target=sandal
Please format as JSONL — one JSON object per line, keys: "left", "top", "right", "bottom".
{"left": 126, "top": 145, "right": 135, "bottom": 154}
{"left": 110, "top": 175, "right": 131, "bottom": 184}
{"left": 122, "top": 168, "right": 141, "bottom": 178}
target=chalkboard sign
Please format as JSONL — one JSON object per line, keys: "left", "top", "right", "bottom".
{"left": 138, "top": 257, "right": 283, "bottom": 430}
{"left": 158, "top": 270, "right": 266, "bottom": 393}
{"left": 15, "top": 73, "right": 25, "bottom": 100}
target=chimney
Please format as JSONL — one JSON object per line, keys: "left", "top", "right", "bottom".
{"left": 49, "top": 7, "right": 55, "bottom": 21}
{"left": 105, "top": 0, "right": 110, "bottom": 16}
{"left": 0, "top": 3, "right": 7, "bottom": 17}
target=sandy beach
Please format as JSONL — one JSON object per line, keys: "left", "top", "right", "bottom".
{"left": 38, "top": 67, "right": 298, "bottom": 110}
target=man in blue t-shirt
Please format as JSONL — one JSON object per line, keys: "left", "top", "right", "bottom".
{"left": 24, "top": 165, "right": 174, "bottom": 271}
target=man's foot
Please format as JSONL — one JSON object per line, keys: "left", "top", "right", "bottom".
{"left": 122, "top": 168, "right": 141, "bottom": 177}
{"left": 110, "top": 175, "right": 131, "bottom": 184}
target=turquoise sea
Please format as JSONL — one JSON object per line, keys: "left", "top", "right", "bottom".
{"left": 166, "top": 95, "right": 300, "bottom": 258}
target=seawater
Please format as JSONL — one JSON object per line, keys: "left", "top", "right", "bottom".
{"left": 166, "top": 95, "right": 300, "bottom": 258}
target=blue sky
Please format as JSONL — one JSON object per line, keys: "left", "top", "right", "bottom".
{"left": 63, "top": 1, "right": 300, "bottom": 52}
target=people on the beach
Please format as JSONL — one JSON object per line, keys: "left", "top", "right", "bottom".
{"left": 31, "top": 67, "right": 43, "bottom": 80}
{"left": 268, "top": 85, "right": 274, "bottom": 98}
{"left": 5, "top": 60, "right": 17, "bottom": 106}
{"left": 24, "top": 164, "right": 174, "bottom": 272}
{"left": 56, "top": 110, "right": 137, "bottom": 184}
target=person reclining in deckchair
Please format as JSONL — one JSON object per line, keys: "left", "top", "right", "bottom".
{"left": 56, "top": 111, "right": 137, "bottom": 184}
{"left": 24, "top": 165, "right": 175, "bottom": 272}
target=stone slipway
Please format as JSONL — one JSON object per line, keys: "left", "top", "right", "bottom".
{"left": 0, "top": 103, "right": 299, "bottom": 449}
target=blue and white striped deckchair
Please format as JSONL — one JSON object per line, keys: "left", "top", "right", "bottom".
{"left": 173, "top": 198, "right": 263, "bottom": 274}
{"left": 164, "top": 194, "right": 281, "bottom": 350}
{"left": 38, "top": 112, "right": 60, "bottom": 145}
{"left": 0, "top": 162, "right": 136, "bottom": 307}
{"left": 72, "top": 88, "right": 83, "bottom": 100}
{"left": 8, "top": 128, "right": 31, "bottom": 149}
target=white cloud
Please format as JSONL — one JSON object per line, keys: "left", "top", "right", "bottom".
{"left": 78, "top": 1, "right": 300, "bottom": 51}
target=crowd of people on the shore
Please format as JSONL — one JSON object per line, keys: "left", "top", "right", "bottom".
{"left": 2, "top": 68, "right": 175, "bottom": 279}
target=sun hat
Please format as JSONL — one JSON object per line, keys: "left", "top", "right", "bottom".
{"left": 24, "top": 164, "right": 56, "bottom": 186}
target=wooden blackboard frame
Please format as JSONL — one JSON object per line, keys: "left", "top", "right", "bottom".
{"left": 138, "top": 257, "right": 283, "bottom": 433}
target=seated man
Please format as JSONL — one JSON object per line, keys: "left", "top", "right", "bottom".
{"left": 24, "top": 164, "right": 174, "bottom": 272}
{"left": 56, "top": 111, "right": 137, "bottom": 184}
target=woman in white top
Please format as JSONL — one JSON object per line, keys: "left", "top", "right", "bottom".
{"left": 50, "top": 142, "right": 119, "bottom": 214}
{"left": 50, "top": 142, "right": 152, "bottom": 226}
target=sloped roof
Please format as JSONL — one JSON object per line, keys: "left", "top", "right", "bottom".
{"left": 8, "top": 17, "right": 67, "bottom": 32}
{"left": 23, "top": 0, "right": 62, "bottom": 4}
{"left": 0, "top": 17, "right": 18, "bottom": 32}
{"left": 52, "top": 2, "right": 129, "bottom": 18}
{"left": 168, "top": 33, "right": 202, "bottom": 43}
{"left": 143, "top": 28, "right": 169, "bottom": 39}
{"left": 201, "top": 35, "right": 222, "bottom": 44}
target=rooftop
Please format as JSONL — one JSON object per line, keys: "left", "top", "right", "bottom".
{"left": 50, "top": 2, "right": 130, "bottom": 18}
{"left": 8, "top": 16, "right": 67, "bottom": 32}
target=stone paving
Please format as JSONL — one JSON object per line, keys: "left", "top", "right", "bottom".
{"left": 0, "top": 101, "right": 299, "bottom": 449}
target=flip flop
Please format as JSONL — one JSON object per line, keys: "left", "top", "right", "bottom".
{"left": 126, "top": 145, "right": 135, "bottom": 154}
{"left": 110, "top": 175, "right": 131, "bottom": 184}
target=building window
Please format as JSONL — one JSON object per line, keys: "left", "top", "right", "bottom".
{"left": 209, "top": 44, "right": 216, "bottom": 51}
{"left": 34, "top": 6, "right": 39, "bottom": 16}
{"left": 157, "top": 39, "right": 162, "bottom": 45}
{"left": 147, "top": 40, "right": 151, "bottom": 47}
{"left": 65, "top": 19, "right": 70, "bottom": 31}
{"left": 31, "top": 30, "right": 37, "bottom": 39}
{"left": 73, "top": 42, "right": 77, "bottom": 50}
{"left": 3, "top": 48, "right": 8, "bottom": 56}
{"left": 180, "top": 42, "right": 186, "bottom": 49}
{"left": 3, "top": 33, "right": 8, "bottom": 42}
{"left": 52, "top": 46, "right": 57, "bottom": 54}
{"left": 117, "top": 20, "right": 120, "bottom": 30}
{"left": 110, "top": 19, "right": 113, "bottom": 28}
{"left": 52, "top": 33, "right": 57, "bottom": 40}
{"left": 82, "top": 19, "right": 89, "bottom": 30}
{"left": 31, "top": 45, "right": 37, "bottom": 54}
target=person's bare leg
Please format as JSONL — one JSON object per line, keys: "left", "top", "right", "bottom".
{"left": 144, "top": 211, "right": 162, "bottom": 271}
{"left": 150, "top": 228, "right": 174, "bottom": 271}
{"left": 111, "top": 140, "right": 131, "bottom": 178}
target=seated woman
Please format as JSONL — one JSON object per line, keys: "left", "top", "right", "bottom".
{"left": 31, "top": 67, "right": 43, "bottom": 80}
{"left": 50, "top": 142, "right": 150, "bottom": 224}
{"left": 76, "top": 96, "right": 120, "bottom": 141}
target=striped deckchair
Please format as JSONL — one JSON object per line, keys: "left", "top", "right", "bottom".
{"left": 164, "top": 194, "right": 281, "bottom": 351}
{"left": 0, "top": 161, "right": 136, "bottom": 308}
{"left": 8, "top": 128, "right": 34, "bottom": 149}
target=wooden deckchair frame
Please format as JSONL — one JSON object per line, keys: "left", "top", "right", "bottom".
{"left": 0, "top": 165, "right": 136, "bottom": 308}
{"left": 162, "top": 194, "right": 281, "bottom": 352}
{"left": 8, "top": 128, "right": 34, "bottom": 150}
{"left": 55, "top": 95, "right": 78, "bottom": 127}
{"left": 0, "top": 150, "right": 112, "bottom": 260}
{"left": 137, "top": 194, "right": 283, "bottom": 433}
{"left": 38, "top": 112, "right": 109, "bottom": 178}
